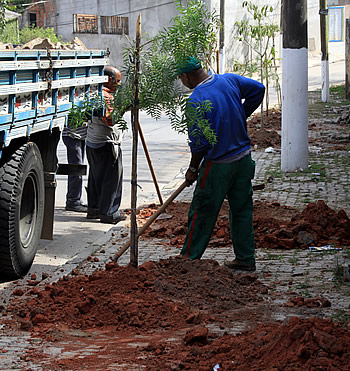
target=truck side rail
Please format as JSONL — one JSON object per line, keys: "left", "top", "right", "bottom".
{"left": 0, "top": 49, "right": 109, "bottom": 157}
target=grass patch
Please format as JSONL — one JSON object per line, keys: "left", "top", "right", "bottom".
{"left": 288, "top": 257, "right": 300, "bottom": 265}
{"left": 332, "top": 310, "right": 350, "bottom": 324}
{"left": 265, "top": 160, "right": 329, "bottom": 183}
{"left": 330, "top": 84, "right": 346, "bottom": 98}
{"left": 264, "top": 254, "right": 285, "bottom": 261}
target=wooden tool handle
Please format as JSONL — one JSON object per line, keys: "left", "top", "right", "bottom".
{"left": 112, "top": 181, "right": 264, "bottom": 262}
{"left": 112, "top": 181, "right": 187, "bottom": 262}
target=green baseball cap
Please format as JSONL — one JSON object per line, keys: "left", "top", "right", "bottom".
{"left": 177, "top": 56, "right": 202, "bottom": 75}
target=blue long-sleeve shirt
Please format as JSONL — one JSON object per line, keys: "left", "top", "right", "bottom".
{"left": 188, "top": 73, "right": 265, "bottom": 161}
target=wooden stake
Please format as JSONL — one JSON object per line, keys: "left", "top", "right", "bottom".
{"left": 138, "top": 121, "right": 163, "bottom": 205}
{"left": 346, "top": 19, "right": 350, "bottom": 100}
{"left": 130, "top": 13, "right": 141, "bottom": 268}
{"left": 216, "top": 50, "right": 220, "bottom": 74}
{"left": 112, "top": 181, "right": 187, "bottom": 262}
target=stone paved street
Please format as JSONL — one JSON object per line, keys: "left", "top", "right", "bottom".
{"left": 168, "top": 148, "right": 350, "bottom": 215}
{"left": 1, "top": 144, "right": 349, "bottom": 369}
{"left": 1, "top": 149, "right": 349, "bottom": 369}
{"left": 1, "top": 71, "right": 350, "bottom": 369}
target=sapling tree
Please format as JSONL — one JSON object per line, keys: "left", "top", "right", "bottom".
{"left": 234, "top": 1, "right": 280, "bottom": 122}
{"left": 69, "top": 0, "right": 220, "bottom": 144}
{"left": 68, "top": 0, "right": 221, "bottom": 266}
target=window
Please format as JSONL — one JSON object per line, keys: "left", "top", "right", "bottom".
{"left": 328, "top": 7, "right": 344, "bottom": 42}
{"left": 29, "top": 13, "right": 37, "bottom": 27}
{"left": 101, "top": 16, "right": 129, "bottom": 35}
{"left": 73, "top": 14, "right": 98, "bottom": 34}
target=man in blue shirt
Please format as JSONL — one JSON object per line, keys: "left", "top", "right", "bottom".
{"left": 178, "top": 57, "right": 265, "bottom": 271}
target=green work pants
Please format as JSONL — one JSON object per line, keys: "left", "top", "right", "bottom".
{"left": 181, "top": 154, "right": 255, "bottom": 264}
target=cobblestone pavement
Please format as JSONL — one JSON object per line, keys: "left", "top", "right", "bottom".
{"left": 252, "top": 149, "right": 350, "bottom": 215}
{"left": 165, "top": 148, "right": 350, "bottom": 215}
{"left": 0, "top": 148, "right": 349, "bottom": 370}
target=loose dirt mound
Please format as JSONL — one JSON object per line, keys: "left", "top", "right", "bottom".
{"left": 11, "top": 259, "right": 265, "bottom": 332}
{"left": 145, "top": 317, "right": 350, "bottom": 370}
{"left": 247, "top": 107, "right": 350, "bottom": 150}
{"left": 249, "top": 127, "right": 281, "bottom": 148}
{"left": 259, "top": 200, "right": 350, "bottom": 249}
{"left": 247, "top": 108, "right": 281, "bottom": 148}
{"left": 8, "top": 258, "right": 350, "bottom": 370}
{"left": 248, "top": 108, "right": 281, "bottom": 130}
{"left": 140, "top": 200, "right": 350, "bottom": 250}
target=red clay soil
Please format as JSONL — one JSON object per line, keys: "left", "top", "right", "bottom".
{"left": 248, "top": 108, "right": 282, "bottom": 131}
{"left": 7, "top": 258, "right": 350, "bottom": 370}
{"left": 248, "top": 127, "right": 281, "bottom": 148}
{"left": 144, "top": 317, "right": 350, "bottom": 370}
{"left": 247, "top": 109, "right": 281, "bottom": 148}
{"left": 247, "top": 108, "right": 350, "bottom": 150}
{"left": 141, "top": 200, "right": 350, "bottom": 250}
{"left": 10, "top": 259, "right": 265, "bottom": 333}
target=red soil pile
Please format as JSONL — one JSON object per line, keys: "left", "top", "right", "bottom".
{"left": 141, "top": 200, "right": 350, "bottom": 250}
{"left": 9, "top": 257, "right": 350, "bottom": 370}
{"left": 247, "top": 108, "right": 281, "bottom": 148}
{"left": 145, "top": 317, "right": 350, "bottom": 370}
{"left": 248, "top": 127, "right": 281, "bottom": 148}
{"left": 10, "top": 259, "right": 265, "bottom": 332}
{"left": 248, "top": 107, "right": 350, "bottom": 150}
{"left": 259, "top": 200, "right": 350, "bottom": 249}
{"left": 248, "top": 108, "right": 281, "bottom": 131}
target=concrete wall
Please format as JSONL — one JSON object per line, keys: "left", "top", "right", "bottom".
{"left": 223, "top": 0, "right": 280, "bottom": 72}
{"left": 54, "top": 0, "right": 178, "bottom": 69}
{"left": 20, "top": 0, "right": 346, "bottom": 72}
{"left": 221, "top": 0, "right": 322, "bottom": 72}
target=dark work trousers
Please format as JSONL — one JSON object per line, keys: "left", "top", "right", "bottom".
{"left": 86, "top": 143, "right": 123, "bottom": 217}
{"left": 62, "top": 136, "right": 85, "bottom": 206}
{"left": 181, "top": 154, "right": 256, "bottom": 264}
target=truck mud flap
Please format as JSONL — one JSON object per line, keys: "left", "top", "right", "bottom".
{"left": 40, "top": 172, "right": 56, "bottom": 241}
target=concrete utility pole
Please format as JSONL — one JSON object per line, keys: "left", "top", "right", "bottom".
{"left": 346, "top": 19, "right": 350, "bottom": 100}
{"left": 281, "top": 0, "right": 308, "bottom": 172}
{"left": 320, "top": 0, "right": 329, "bottom": 102}
{"left": 219, "top": 0, "right": 225, "bottom": 73}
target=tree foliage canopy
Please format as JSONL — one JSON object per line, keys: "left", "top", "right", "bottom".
{"left": 70, "top": 0, "right": 220, "bottom": 146}
{"left": 6, "top": 0, "right": 31, "bottom": 12}
{"left": 0, "top": 0, "right": 7, "bottom": 33}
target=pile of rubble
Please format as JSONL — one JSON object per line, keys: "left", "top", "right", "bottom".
{"left": 0, "top": 36, "right": 88, "bottom": 50}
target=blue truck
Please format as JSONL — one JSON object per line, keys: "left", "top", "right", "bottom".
{"left": 0, "top": 48, "right": 109, "bottom": 279}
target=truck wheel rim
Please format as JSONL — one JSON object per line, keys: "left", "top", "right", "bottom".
{"left": 19, "top": 171, "right": 38, "bottom": 248}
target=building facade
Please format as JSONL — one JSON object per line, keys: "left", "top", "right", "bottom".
{"left": 20, "top": 0, "right": 350, "bottom": 71}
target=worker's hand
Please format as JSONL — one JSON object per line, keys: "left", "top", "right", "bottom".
{"left": 185, "top": 168, "right": 198, "bottom": 186}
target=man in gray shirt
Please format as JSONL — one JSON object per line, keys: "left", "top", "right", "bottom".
{"left": 86, "top": 66, "right": 125, "bottom": 224}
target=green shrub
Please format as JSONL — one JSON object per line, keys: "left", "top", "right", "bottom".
{"left": 0, "top": 18, "right": 19, "bottom": 44}
{"left": 19, "top": 25, "right": 62, "bottom": 44}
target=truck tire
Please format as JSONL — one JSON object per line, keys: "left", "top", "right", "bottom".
{"left": 0, "top": 142, "right": 45, "bottom": 279}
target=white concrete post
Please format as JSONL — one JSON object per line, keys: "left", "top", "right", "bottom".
{"left": 320, "top": 0, "right": 330, "bottom": 102}
{"left": 219, "top": 47, "right": 225, "bottom": 74}
{"left": 321, "top": 60, "right": 330, "bottom": 102}
{"left": 281, "top": 0, "right": 309, "bottom": 172}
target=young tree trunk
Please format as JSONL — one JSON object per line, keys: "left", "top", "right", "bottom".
{"left": 130, "top": 13, "right": 142, "bottom": 268}
{"left": 259, "top": 21, "right": 264, "bottom": 128}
